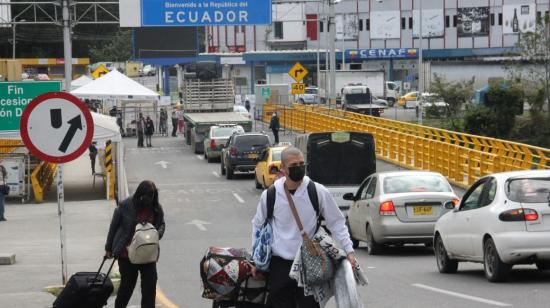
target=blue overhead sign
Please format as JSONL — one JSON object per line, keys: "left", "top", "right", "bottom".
{"left": 347, "top": 48, "right": 419, "bottom": 60}
{"left": 141, "top": 0, "right": 272, "bottom": 26}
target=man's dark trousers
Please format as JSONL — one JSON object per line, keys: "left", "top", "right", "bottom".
{"left": 266, "top": 256, "right": 320, "bottom": 308}
{"left": 115, "top": 258, "right": 157, "bottom": 308}
{"left": 172, "top": 119, "right": 178, "bottom": 137}
{"left": 272, "top": 128, "right": 279, "bottom": 144}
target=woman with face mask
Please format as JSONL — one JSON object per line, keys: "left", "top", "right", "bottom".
{"left": 105, "top": 180, "right": 166, "bottom": 308}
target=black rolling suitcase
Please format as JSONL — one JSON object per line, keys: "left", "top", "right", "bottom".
{"left": 53, "top": 257, "right": 116, "bottom": 308}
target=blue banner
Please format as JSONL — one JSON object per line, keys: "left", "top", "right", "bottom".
{"left": 347, "top": 48, "right": 419, "bottom": 60}
{"left": 141, "top": 0, "right": 272, "bottom": 26}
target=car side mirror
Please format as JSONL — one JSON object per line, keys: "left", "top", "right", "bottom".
{"left": 343, "top": 193, "right": 356, "bottom": 201}
{"left": 444, "top": 201, "right": 455, "bottom": 210}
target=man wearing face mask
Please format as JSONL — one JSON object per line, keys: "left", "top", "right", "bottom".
{"left": 251, "top": 147, "right": 356, "bottom": 308}
{"left": 105, "top": 180, "right": 165, "bottom": 308}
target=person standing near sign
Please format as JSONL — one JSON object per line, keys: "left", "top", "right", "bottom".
{"left": 0, "top": 161, "right": 7, "bottom": 221}
{"left": 89, "top": 142, "right": 98, "bottom": 175}
{"left": 171, "top": 111, "right": 178, "bottom": 137}
{"left": 136, "top": 113, "right": 145, "bottom": 148}
{"left": 145, "top": 116, "right": 155, "bottom": 147}
{"left": 159, "top": 108, "right": 168, "bottom": 137}
{"left": 269, "top": 112, "right": 280, "bottom": 144}
{"left": 105, "top": 180, "right": 166, "bottom": 308}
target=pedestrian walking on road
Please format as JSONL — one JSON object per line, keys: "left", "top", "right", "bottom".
{"left": 269, "top": 112, "right": 280, "bottom": 144}
{"left": 251, "top": 147, "right": 357, "bottom": 308}
{"left": 0, "top": 161, "right": 8, "bottom": 221}
{"left": 171, "top": 111, "right": 178, "bottom": 137}
{"left": 136, "top": 113, "right": 145, "bottom": 147}
{"left": 89, "top": 142, "right": 98, "bottom": 175}
{"left": 245, "top": 99, "right": 251, "bottom": 112}
{"left": 177, "top": 109, "right": 184, "bottom": 134}
{"left": 159, "top": 108, "right": 168, "bottom": 137}
{"left": 105, "top": 180, "right": 166, "bottom": 308}
{"left": 145, "top": 116, "right": 155, "bottom": 147}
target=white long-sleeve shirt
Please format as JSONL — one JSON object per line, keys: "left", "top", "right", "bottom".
{"left": 252, "top": 176, "right": 354, "bottom": 261}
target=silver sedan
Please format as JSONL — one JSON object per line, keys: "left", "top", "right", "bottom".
{"left": 344, "top": 171, "right": 459, "bottom": 255}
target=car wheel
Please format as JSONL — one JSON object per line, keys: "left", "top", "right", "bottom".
{"left": 435, "top": 235, "right": 458, "bottom": 273}
{"left": 220, "top": 159, "right": 226, "bottom": 175}
{"left": 255, "top": 174, "right": 262, "bottom": 189}
{"left": 366, "top": 225, "right": 382, "bottom": 255}
{"left": 483, "top": 238, "right": 511, "bottom": 282}
{"left": 226, "top": 166, "right": 234, "bottom": 179}
{"left": 535, "top": 261, "right": 550, "bottom": 271}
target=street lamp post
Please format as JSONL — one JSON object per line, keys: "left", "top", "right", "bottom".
{"left": 12, "top": 23, "right": 16, "bottom": 59}
{"left": 418, "top": 0, "right": 424, "bottom": 125}
{"left": 329, "top": 0, "right": 337, "bottom": 107}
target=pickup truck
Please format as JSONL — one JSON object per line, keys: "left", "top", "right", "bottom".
{"left": 341, "top": 85, "right": 387, "bottom": 117}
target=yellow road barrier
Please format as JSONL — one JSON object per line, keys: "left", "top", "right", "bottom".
{"left": 105, "top": 140, "right": 116, "bottom": 200}
{"left": 31, "top": 161, "right": 58, "bottom": 203}
{"left": 262, "top": 104, "right": 532, "bottom": 188}
{"left": 0, "top": 139, "right": 23, "bottom": 154}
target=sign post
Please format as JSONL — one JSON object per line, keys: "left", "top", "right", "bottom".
{"left": 20, "top": 92, "right": 94, "bottom": 284}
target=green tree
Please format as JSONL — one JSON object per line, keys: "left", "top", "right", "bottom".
{"left": 429, "top": 74, "right": 474, "bottom": 130}
{"left": 88, "top": 29, "right": 132, "bottom": 63}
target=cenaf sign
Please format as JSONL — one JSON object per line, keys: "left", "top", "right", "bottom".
{"left": 346, "top": 48, "right": 419, "bottom": 60}
{"left": 120, "top": 0, "right": 272, "bottom": 27}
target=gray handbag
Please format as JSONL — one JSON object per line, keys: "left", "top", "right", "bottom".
{"left": 284, "top": 184, "right": 334, "bottom": 286}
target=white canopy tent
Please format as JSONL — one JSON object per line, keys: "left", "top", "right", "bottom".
{"left": 70, "top": 75, "right": 93, "bottom": 91}
{"left": 70, "top": 70, "right": 160, "bottom": 101}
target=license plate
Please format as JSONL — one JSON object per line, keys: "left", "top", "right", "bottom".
{"left": 248, "top": 153, "right": 258, "bottom": 159}
{"left": 413, "top": 206, "right": 433, "bottom": 216}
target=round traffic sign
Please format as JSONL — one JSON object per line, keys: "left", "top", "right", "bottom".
{"left": 20, "top": 92, "right": 94, "bottom": 164}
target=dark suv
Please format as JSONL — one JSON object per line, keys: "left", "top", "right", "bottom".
{"left": 221, "top": 133, "right": 270, "bottom": 179}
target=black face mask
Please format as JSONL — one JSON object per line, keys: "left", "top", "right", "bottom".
{"left": 139, "top": 194, "right": 154, "bottom": 206}
{"left": 287, "top": 165, "right": 306, "bottom": 182}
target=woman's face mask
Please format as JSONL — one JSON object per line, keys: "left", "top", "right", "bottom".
{"left": 139, "top": 194, "right": 154, "bottom": 205}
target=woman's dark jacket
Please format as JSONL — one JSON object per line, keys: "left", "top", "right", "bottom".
{"left": 105, "top": 197, "right": 166, "bottom": 258}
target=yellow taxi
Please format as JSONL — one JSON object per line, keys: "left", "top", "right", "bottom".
{"left": 397, "top": 91, "right": 418, "bottom": 108}
{"left": 254, "top": 144, "right": 290, "bottom": 189}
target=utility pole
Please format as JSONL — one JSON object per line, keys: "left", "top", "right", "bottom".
{"left": 329, "top": 0, "right": 336, "bottom": 107}
{"left": 12, "top": 23, "right": 16, "bottom": 59}
{"left": 418, "top": 0, "right": 423, "bottom": 125}
{"left": 62, "top": 0, "right": 72, "bottom": 91}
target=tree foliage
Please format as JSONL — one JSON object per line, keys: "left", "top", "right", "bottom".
{"left": 88, "top": 29, "right": 132, "bottom": 63}
{"left": 429, "top": 74, "right": 474, "bottom": 130}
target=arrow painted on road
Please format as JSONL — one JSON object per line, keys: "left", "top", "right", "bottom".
{"left": 155, "top": 161, "right": 170, "bottom": 169}
{"left": 58, "top": 115, "right": 82, "bottom": 153}
{"left": 185, "top": 219, "right": 211, "bottom": 231}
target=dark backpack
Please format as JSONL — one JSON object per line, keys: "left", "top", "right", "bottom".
{"left": 265, "top": 181, "right": 321, "bottom": 226}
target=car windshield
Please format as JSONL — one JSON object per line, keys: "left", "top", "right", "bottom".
{"left": 305, "top": 88, "right": 318, "bottom": 94}
{"left": 272, "top": 150, "right": 282, "bottom": 161}
{"left": 506, "top": 178, "right": 550, "bottom": 203}
{"left": 212, "top": 127, "right": 239, "bottom": 137}
{"left": 235, "top": 135, "right": 269, "bottom": 149}
{"left": 384, "top": 174, "right": 452, "bottom": 193}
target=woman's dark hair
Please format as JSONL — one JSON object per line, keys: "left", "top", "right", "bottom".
{"left": 133, "top": 180, "right": 159, "bottom": 208}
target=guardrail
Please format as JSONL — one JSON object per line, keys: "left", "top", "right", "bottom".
{"left": 31, "top": 161, "right": 57, "bottom": 203}
{"left": 295, "top": 104, "right": 550, "bottom": 171}
{"left": 262, "top": 104, "right": 532, "bottom": 189}
{"left": 0, "top": 139, "right": 24, "bottom": 154}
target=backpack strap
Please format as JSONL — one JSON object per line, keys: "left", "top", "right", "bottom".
{"left": 306, "top": 180, "right": 319, "bottom": 217}
{"left": 266, "top": 185, "right": 276, "bottom": 221}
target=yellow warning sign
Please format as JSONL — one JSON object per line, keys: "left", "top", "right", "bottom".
{"left": 92, "top": 64, "right": 109, "bottom": 79}
{"left": 291, "top": 83, "right": 306, "bottom": 95}
{"left": 288, "top": 62, "right": 308, "bottom": 82}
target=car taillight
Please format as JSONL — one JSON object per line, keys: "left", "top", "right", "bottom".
{"left": 229, "top": 146, "right": 237, "bottom": 156}
{"left": 379, "top": 201, "right": 396, "bottom": 216}
{"left": 269, "top": 164, "right": 279, "bottom": 174}
{"left": 499, "top": 208, "right": 539, "bottom": 222}
{"left": 210, "top": 139, "right": 216, "bottom": 150}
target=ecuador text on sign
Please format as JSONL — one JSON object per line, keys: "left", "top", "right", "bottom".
{"left": 141, "top": 0, "right": 272, "bottom": 26}
{"left": 0, "top": 81, "right": 62, "bottom": 132}
{"left": 20, "top": 92, "right": 94, "bottom": 164}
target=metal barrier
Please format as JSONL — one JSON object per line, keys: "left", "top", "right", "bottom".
{"left": 0, "top": 139, "right": 24, "bottom": 154}
{"left": 262, "top": 104, "right": 517, "bottom": 189}
{"left": 295, "top": 104, "right": 550, "bottom": 171}
{"left": 31, "top": 161, "right": 58, "bottom": 203}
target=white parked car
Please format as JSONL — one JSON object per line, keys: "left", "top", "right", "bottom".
{"left": 434, "top": 170, "right": 550, "bottom": 282}
{"left": 296, "top": 87, "right": 319, "bottom": 104}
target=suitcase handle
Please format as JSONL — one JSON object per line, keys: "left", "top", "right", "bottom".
{"left": 93, "top": 256, "right": 116, "bottom": 286}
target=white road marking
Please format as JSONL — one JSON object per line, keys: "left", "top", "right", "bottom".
{"left": 185, "top": 219, "right": 211, "bottom": 231}
{"left": 233, "top": 193, "right": 245, "bottom": 203}
{"left": 212, "top": 171, "right": 220, "bottom": 178}
{"left": 412, "top": 284, "right": 511, "bottom": 307}
{"left": 154, "top": 160, "right": 170, "bottom": 169}
{"left": 196, "top": 155, "right": 204, "bottom": 160}
{"left": 367, "top": 266, "right": 376, "bottom": 269}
